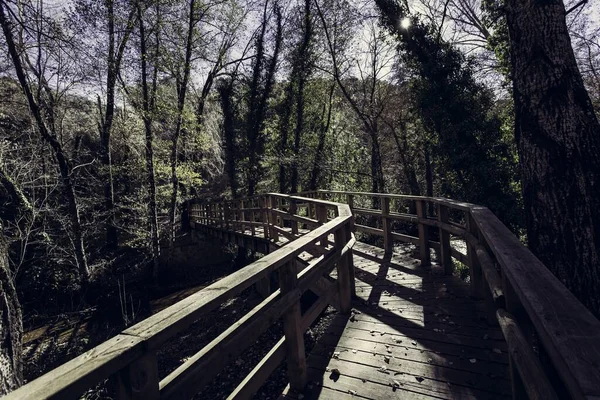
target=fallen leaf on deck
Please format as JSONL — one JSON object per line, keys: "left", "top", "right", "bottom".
{"left": 469, "top": 358, "right": 477, "bottom": 363}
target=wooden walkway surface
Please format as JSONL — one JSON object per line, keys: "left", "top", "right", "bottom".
{"left": 282, "top": 241, "right": 510, "bottom": 400}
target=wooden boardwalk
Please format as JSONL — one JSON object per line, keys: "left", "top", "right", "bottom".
{"left": 282, "top": 241, "right": 510, "bottom": 400}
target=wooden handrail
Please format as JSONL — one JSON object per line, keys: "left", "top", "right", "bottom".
{"left": 303, "top": 189, "right": 600, "bottom": 400}
{"left": 7, "top": 194, "right": 355, "bottom": 400}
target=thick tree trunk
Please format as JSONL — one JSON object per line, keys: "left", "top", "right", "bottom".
{"left": 0, "top": 227, "right": 22, "bottom": 395}
{"left": 219, "top": 82, "right": 240, "bottom": 198}
{"left": 290, "top": 0, "right": 312, "bottom": 194}
{"left": 138, "top": 5, "right": 160, "bottom": 279}
{"left": 505, "top": 0, "right": 600, "bottom": 315}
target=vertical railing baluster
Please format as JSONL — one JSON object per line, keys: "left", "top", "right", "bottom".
{"left": 438, "top": 204, "right": 452, "bottom": 274}
{"left": 416, "top": 200, "right": 431, "bottom": 267}
{"left": 335, "top": 225, "right": 352, "bottom": 313}
{"left": 114, "top": 353, "right": 159, "bottom": 400}
{"left": 278, "top": 261, "right": 307, "bottom": 390}
{"left": 466, "top": 213, "right": 483, "bottom": 298}
{"left": 382, "top": 197, "right": 392, "bottom": 254}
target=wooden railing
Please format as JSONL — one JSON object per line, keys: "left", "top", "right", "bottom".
{"left": 6, "top": 194, "right": 355, "bottom": 400}
{"left": 302, "top": 190, "right": 600, "bottom": 400}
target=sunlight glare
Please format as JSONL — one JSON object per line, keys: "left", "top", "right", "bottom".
{"left": 400, "top": 17, "right": 411, "bottom": 30}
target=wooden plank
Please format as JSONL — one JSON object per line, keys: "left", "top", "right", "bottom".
{"left": 124, "top": 214, "right": 351, "bottom": 348}
{"left": 331, "top": 319, "right": 507, "bottom": 351}
{"left": 391, "top": 232, "right": 419, "bottom": 245}
{"left": 415, "top": 201, "right": 430, "bottom": 267}
{"left": 334, "top": 227, "right": 352, "bottom": 314}
{"left": 317, "top": 329, "right": 508, "bottom": 376}
{"left": 354, "top": 224, "right": 383, "bottom": 236}
{"left": 159, "top": 289, "right": 300, "bottom": 399}
{"left": 382, "top": 197, "right": 393, "bottom": 254}
{"left": 279, "top": 262, "right": 308, "bottom": 391}
{"left": 310, "top": 340, "right": 510, "bottom": 395}
{"left": 328, "top": 323, "right": 506, "bottom": 364}
{"left": 496, "top": 309, "right": 559, "bottom": 400}
{"left": 227, "top": 338, "right": 286, "bottom": 400}
{"left": 472, "top": 206, "right": 600, "bottom": 399}
{"left": 3, "top": 334, "right": 145, "bottom": 400}
{"left": 474, "top": 245, "right": 505, "bottom": 307}
{"left": 306, "top": 354, "right": 509, "bottom": 400}
{"left": 437, "top": 204, "right": 452, "bottom": 275}
{"left": 114, "top": 352, "right": 159, "bottom": 400}
{"left": 311, "top": 190, "right": 476, "bottom": 211}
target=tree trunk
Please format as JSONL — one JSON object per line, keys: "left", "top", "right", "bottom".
{"left": 290, "top": 0, "right": 312, "bottom": 194}
{"left": 246, "top": 1, "right": 282, "bottom": 196}
{"left": 278, "top": 81, "right": 294, "bottom": 194}
{"left": 99, "top": 0, "right": 135, "bottom": 250}
{"left": 138, "top": 4, "right": 160, "bottom": 279}
{"left": 0, "top": 226, "right": 23, "bottom": 395}
{"left": 0, "top": 4, "right": 89, "bottom": 283}
{"left": 505, "top": 0, "right": 600, "bottom": 315}
{"left": 309, "top": 83, "right": 335, "bottom": 191}
{"left": 169, "top": 0, "right": 196, "bottom": 244}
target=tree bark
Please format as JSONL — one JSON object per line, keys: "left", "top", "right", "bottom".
{"left": 246, "top": 1, "right": 282, "bottom": 196}
{"left": 308, "top": 83, "right": 335, "bottom": 190}
{"left": 0, "top": 225, "right": 23, "bottom": 396}
{"left": 505, "top": 0, "right": 600, "bottom": 315}
{"left": 138, "top": 3, "right": 160, "bottom": 279}
{"left": 219, "top": 80, "right": 240, "bottom": 198}
{"left": 290, "top": 0, "right": 313, "bottom": 194}
{"left": 99, "top": 1, "right": 136, "bottom": 250}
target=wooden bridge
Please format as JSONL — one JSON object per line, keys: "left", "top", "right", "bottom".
{"left": 7, "top": 191, "right": 600, "bottom": 400}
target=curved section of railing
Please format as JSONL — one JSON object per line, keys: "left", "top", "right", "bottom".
{"left": 6, "top": 194, "right": 355, "bottom": 400}
{"left": 304, "top": 190, "right": 600, "bottom": 400}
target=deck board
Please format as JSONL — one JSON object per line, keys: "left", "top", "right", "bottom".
{"left": 282, "top": 241, "right": 509, "bottom": 400}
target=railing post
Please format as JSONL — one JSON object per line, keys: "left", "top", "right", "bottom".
{"left": 114, "top": 352, "right": 159, "bottom": 400}
{"left": 503, "top": 275, "right": 531, "bottom": 399}
{"left": 278, "top": 262, "right": 307, "bottom": 391}
{"left": 316, "top": 204, "right": 327, "bottom": 246}
{"left": 240, "top": 200, "right": 246, "bottom": 234}
{"left": 335, "top": 225, "right": 353, "bottom": 313}
{"left": 382, "top": 197, "right": 393, "bottom": 254}
{"left": 268, "top": 196, "right": 279, "bottom": 242}
{"left": 289, "top": 199, "right": 298, "bottom": 235}
{"left": 250, "top": 198, "right": 256, "bottom": 237}
{"left": 224, "top": 202, "right": 230, "bottom": 230}
{"left": 466, "top": 213, "right": 484, "bottom": 299}
{"left": 346, "top": 194, "right": 354, "bottom": 211}
{"left": 345, "top": 222, "right": 356, "bottom": 297}
{"left": 438, "top": 204, "right": 452, "bottom": 274}
{"left": 416, "top": 200, "right": 431, "bottom": 267}
{"left": 261, "top": 196, "right": 269, "bottom": 239}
